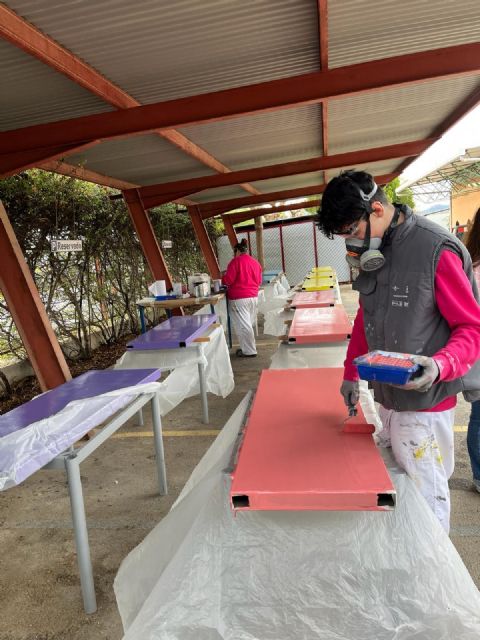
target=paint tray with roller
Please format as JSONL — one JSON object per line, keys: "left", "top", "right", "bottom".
{"left": 354, "top": 350, "right": 420, "bottom": 385}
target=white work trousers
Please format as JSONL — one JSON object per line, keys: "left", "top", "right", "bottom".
{"left": 230, "top": 297, "right": 258, "bottom": 355}
{"left": 377, "top": 406, "right": 455, "bottom": 533}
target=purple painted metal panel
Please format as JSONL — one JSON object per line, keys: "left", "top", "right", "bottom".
{"left": 127, "top": 313, "right": 217, "bottom": 349}
{"left": 0, "top": 369, "right": 161, "bottom": 438}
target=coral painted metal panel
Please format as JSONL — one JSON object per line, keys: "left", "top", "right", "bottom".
{"left": 290, "top": 290, "right": 335, "bottom": 308}
{"left": 288, "top": 306, "right": 351, "bottom": 344}
{"left": 231, "top": 368, "right": 395, "bottom": 511}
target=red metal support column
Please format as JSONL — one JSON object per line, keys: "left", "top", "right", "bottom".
{"left": 188, "top": 207, "right": 222, "bottom": 279}
{"left": 0, "top": 201, "right": 71, "bottom": 391}
{"left": 222, "top": 215, "right": 238, "bottom": 249}
{"left": 123, "top": 189, "right": 174, "bottom": 289}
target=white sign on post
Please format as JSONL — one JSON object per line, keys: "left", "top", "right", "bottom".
{"left": 161, "top": 240, "right": 173, "bottom": 249}
{"left": 51, "top": 239, "right": 83, "bottom": 253}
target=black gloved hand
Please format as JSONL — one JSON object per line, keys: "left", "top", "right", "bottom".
{"left": 340, "top": 379, "right": 360, "bottom": 408}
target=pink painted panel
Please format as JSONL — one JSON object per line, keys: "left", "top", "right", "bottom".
{"left": 290, "top": 290, "right": 335, "bottom": 308}
{"left": 231, "top": 368, "right": 395, "bottom": 511}
{"left": 288, "top": 305, "right": 352, "bottom": 343}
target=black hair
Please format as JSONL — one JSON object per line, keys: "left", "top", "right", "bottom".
{"left": 316, "top": 169, "right": 390, "bottom": 239}
{"left": 234, "top": 238, "right": 248, "bottom": 253}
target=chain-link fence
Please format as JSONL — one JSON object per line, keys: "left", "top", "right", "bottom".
{"left": 217, "top": 218, "right": 350, "bottom": 286}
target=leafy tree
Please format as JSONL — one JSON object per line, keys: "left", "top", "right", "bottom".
{"left": 384, "top": 177, "right": 415, "bottom": 209}
{"left": 0, "top": 170, "right": 221, "bottom": 362}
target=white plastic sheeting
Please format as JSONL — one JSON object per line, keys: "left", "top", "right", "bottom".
{"left": 0, "top": 382, "right": 160, "bottom": 491}
{"left": 263, "top": 308, "right": 293, "bottom": 337}
{"left": 114, "top": 327, "right": 234, "bottom": 416}
{"left": 270, "top": 341, "right": 348, "bottom": 369}
{"left": 258, "top": 280, "right": 290, "bottom": 313}
{"left": 115, "top": 391, "right": 480, "bottom": 639}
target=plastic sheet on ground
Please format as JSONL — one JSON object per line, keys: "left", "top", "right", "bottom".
{"left": 115, "top": 390, "right": 480, "bottom": 640}
{"left": 114, "top": 327, "right": 234, "bottom": 416}
{"left": 0, "top": 382, "right": 160, "bottom": 491}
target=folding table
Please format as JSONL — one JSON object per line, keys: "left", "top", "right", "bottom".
{"left": 0, "top": 368, "right": 166, "bottom": 614}
{"left": 230, "top": 368, "right": 395, "bottom": 511}
{"left": 288, "top": 305, "right": 352, "bottom": 344}
{"left": 125, "top": 314, "right": 219, "bottom": 423}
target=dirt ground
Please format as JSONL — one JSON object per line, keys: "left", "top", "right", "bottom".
{"left": 1, "top": 285, "right": 479, "bottom": 639}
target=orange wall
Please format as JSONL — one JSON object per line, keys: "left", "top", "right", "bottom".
{"left": 451, "top": 190, "right": 480, "bottom": 227}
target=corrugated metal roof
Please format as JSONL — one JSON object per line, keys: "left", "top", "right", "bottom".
{"left": 0, "top": 40, "right": 112, "bottom": 132}
{"left": 179, "top": 105, "right": 323, "bottom": 171}
{"left": 1, "top": 0, "right": 480, "bottom": 202}
{"left": 67, "top": 135, "right": 216, "bottom": 187}
{"left": 328, "top": 75, "right": 480, "bottom": 155}
{"left": 6, "top": 0, "right": 320, "bottom": 103}
{"left": 328, "top": 0, "right": 480, "bottom": 68}
{"left": 189, "top": 186, "right": 255, "bottom": 205}
{"left": 250, "top": 173, "right": 325, "bottom": 194}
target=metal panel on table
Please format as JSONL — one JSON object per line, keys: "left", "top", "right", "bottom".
{"left": 127, "top": 314, "right": 217, "bottom": 349}
{"left": 230, "top": 368, "right": 395, "bottom": 511}
{"left": 288, "top": 305, "right": 351, "bottom": 343}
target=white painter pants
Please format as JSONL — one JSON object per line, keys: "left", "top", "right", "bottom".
{"left": 377, "top": 406, "right": 455, "bottom": 533}
{"left": 230, "top": 297, "right": 258, "bottom": 355}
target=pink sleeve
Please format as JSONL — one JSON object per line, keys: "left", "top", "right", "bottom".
{"left": 343, "top": 303, "right": 369, "bottom": 381}
{"left": 222, "top": 259, "right": 237, "bottom": 287}
{"left": 433, "top": 250, "right": 480, "bottom": 381}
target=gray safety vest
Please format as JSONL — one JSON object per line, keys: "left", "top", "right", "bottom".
{"left": 353, "top": 206, "right": 480, "bottom": 411}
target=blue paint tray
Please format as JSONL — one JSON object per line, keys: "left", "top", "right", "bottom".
{"left": 353, "top": 350, "right": 420, "bottom": 385}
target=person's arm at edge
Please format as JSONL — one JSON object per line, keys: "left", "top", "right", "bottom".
{"left": 344, "top": 303, "right": 369, "bottom": 381}
{"left": 433, "top": 249, "right": 480, "bottom": 381}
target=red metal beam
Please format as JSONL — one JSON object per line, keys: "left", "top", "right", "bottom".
{"left": 201, "top": 185, "right": 324, "bottom": 217}
{"left": 123, "top": 189, "right": 174, "bottom": 290}
{"left": 1, "top": 42, "right": 479, "bottom": 173}
{"left": 199, "top": 171, "right": 398, "bottom": 217}
{"left": 139, "top": 140, "right": 433, "bottom": 207}
{"left": 188, "top": 207, "right": 221, "bottom": 280}
{"left": 0, "top": 200, "right": 71, "bottom": 391}
{"left": 40, "top": 160, "right": 139, "bottom": 190}
{"left": 221, "top": 216, "right": 238, "bottom": 249}
{"left": 228, "top": 199, "right": 321, "bottom": 225}
{"left": 0, "top": 5, "right": 260, "bottom": 196}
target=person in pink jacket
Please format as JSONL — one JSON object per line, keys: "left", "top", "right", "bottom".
{"left": 222, "top": 239, "right": 262, "bottom": 357}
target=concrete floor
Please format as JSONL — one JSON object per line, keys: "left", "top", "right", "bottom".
{"left": 1, "top": 285, "right": 479, "bottom": 639}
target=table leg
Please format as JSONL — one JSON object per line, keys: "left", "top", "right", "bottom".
{"left": 166, "top": 309, "right": 173, "bottom": 319}
{"left": 137, "top": 408, "right": 144, "bottom": 426}
{"left": 65, "top": 455, "right": 97, "bottom": 614}
{"left": 139, "top": 306, "right": 146, "bottom": 334}
{"left": 198, "top": 362, "right": 209, "bottom": 424}
{"left": 150, "top": 393, "right": 168, "bottom": 495}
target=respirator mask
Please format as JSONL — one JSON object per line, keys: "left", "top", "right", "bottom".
{"left": 343, "top": 183, "right": 400, "bottom": 272}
